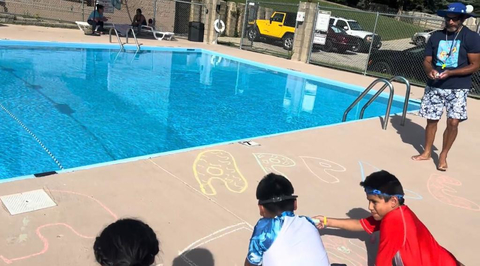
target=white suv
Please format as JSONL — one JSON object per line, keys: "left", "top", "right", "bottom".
{"left": 329, "top": 16, "right": 382, "bottom": 52}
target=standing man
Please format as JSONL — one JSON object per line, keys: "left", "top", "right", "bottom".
{"left": 412, "top": 2, "right": 480, "bottom": 171}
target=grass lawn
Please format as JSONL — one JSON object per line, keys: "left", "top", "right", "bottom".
{"left": 230, "top": 0, "right": 427, "bottom": 40}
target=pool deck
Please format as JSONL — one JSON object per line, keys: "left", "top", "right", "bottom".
{"left": 0, "top": 24, "right": 479, "bottom": 266}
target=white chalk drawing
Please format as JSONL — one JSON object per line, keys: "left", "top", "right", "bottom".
{"left": 253, "top": 153, "right": 296, "bottom": 179}
{"left": 358, "top": 161, "right": 423, "bottom": 200}
{"left": 322, "top": 235, "right": 368, "bottom": 266}
{"left": 179, "top": 222, "right": 253, "bottom": 266}
{"left": 300, "top": 156, "right": 346, "bottom": 183}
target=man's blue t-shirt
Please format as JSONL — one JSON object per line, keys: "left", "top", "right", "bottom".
{"left": 88, "top": 10, "right": 103, "bottom": 21}
{"left": 425, "top": 27, "right": 480, "bottom": 89}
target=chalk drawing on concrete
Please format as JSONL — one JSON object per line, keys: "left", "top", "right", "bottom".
{"left": 179, "top": 222, "right": 253, "bottom": 266}
{"left": 322, "top": 235, "right": 368, "bottom": 266}
{"left": 0, "top": 190, "right": 117, "bottom": 264}
{"left": 193, "top": 150, "right": 248, "bottom": 196}
{"left": 427, "top": 174, "right": 480, "bottom": 212}
{"left": 358, "top": 161, "right": 423, "bottom": 200}
{"left": 300, "top": 156, "right": 346, "bottom": 183}
{"left": 253, "top": 153, "right": 296, "bottom": 179}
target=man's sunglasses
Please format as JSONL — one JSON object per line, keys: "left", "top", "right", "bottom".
{"left": 445, "top": 16, "right": 462, "bottom": 22}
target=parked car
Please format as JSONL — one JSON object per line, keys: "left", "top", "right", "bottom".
{"left": 313, "top": 25, "right": 362, "bottom": 53}
{"left": 329, "top": 16, "right": 382, "bottom": 52}
{"left": 411, "top": 29, "right": 436, "bottom": 46}
{"left": 247, "top": 11, "right": 296, "bottom": 50}
{"left": 367, "top": 46, "right": 480, "bottom": 93}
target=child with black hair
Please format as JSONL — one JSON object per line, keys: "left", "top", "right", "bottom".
{"left": 94, "top": 218, "right": 160, "bottom": 266}
{"left": 314, "top": 170, "right": 461, "bottom": 266}
{"left": 244, "top": 173, "right": 330, "bottom": 266}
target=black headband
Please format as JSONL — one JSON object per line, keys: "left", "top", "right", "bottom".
{"left": 258, "top": 195, "right": 298, "bottom": 205}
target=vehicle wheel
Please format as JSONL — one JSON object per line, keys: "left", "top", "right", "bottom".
{"left": 351, "top": 39, "right": 363, "bottom": 53}
{"left": 247, "top": 27, "right": 260, "bottom": 41}
{"left": 282, "top": 34, "right": 294, "bottom": 50}
{"left": 322, "top": 40, "right": 333, "bottom": 52}
{"left": 415, "top": 37, "right": 426, "bottom": 46}
{"left": 370, "top": 61, "right": 393, "bottom": 75}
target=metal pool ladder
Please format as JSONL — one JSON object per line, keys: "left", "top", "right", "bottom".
{"left": 109, "top": 26, "right": 141, "bottom": 52}
{"left": 342, "top": 76, "right": 411, "bottom": 130}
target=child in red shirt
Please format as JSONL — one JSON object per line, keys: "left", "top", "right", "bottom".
{"left": 314, "top": 170, "right": 462, "bottom": 266}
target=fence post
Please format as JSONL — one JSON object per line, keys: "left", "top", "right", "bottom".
{"left": 291, "top": 1, "right": 317, "bottom": 62}
{"left": 364, "top": 11, "right": 379, "bottom": 75}
{"left": 153, "top": 0, "right": 157, "bottom": 28}
{"left": 239, "top": 0, "right": 249, "bottom": 50}
{"left": 82, "top": 0, "right": 85, "bottom": 21}
{"left": 203, "top": 0, "right": 219, "bottom": 44}
{"left": 306, "top": 3, "right": 319, "bottom": 64}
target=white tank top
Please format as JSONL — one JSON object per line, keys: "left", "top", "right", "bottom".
{"left": 262, "top": 215, "right": 330, "bottom": 266}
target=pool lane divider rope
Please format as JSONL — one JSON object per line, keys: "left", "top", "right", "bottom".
{"left": 0, "top": 103, "right": 64, "bottom": 170}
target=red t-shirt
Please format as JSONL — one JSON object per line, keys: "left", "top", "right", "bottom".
{"left": 360, "top": 205, "right": 458, "bottom": 266}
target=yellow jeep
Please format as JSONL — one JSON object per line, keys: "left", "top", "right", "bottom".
{"left": 247, "top": 11, "right": 296, "bottom": 50}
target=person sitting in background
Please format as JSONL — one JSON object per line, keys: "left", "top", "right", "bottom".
{"left": 132, "top": 8, "right": 147, "bottom": 32}
{"left": 94, "top": 218, "right": 160, "bottom": 266}
{"left": 87, "top": 4, "right": 108, "bottom": 35}
{"left": 148, "top": 18, "right": 154, "bottom": 27}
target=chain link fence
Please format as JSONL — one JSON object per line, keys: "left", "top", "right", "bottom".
{"left": 0, "top": 0, "right": 205, "bottom": 35}
{"left": 308, "top": 4, "right": 480, "bottom": 97}
{"left": 236, "top": 1, "right": 299, "bottom": 59}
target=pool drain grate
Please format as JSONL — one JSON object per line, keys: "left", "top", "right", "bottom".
{"left": 1, "top": 189, "right": 57, "bottom": 215}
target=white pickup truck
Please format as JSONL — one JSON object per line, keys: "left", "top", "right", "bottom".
{"left": 329, "top": 16, "right": 382, "bottom": 52}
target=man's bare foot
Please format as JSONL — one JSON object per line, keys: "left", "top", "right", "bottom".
{"left": 438, "top": 153, "right": 448, "bottom": 171}
{"left": 411, "top": 154, "right": 431, "bottom": 161}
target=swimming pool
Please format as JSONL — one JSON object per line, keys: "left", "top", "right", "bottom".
{"left": 0, "top": 41, "right": 419, "bottom": 181}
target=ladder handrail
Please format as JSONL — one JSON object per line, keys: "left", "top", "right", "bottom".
{"left": 391, "top": 76, "right": 411, "bottom": 126}
{"left": 342, "top": 78, "right": 394, "bottom": 130}
{"left": 125, "top": 28, "right": 141, "bottom": 52}
{"left": 109, "top": 27, "right": 124, "bottom": 52}
{"left": 359, "top": 76, "right": 410, "bottom": 125}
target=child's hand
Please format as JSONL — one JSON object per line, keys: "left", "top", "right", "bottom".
{"left": 312, "top": 215, "right": 327, "bottom": 229}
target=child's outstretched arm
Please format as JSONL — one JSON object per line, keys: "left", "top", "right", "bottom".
{"left": 312, "top": 215, "right": 364, "bottom": 231}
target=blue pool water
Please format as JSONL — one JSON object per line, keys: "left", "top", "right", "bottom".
{"left": 0, "top": 42, "right": 419, "bottom": 180}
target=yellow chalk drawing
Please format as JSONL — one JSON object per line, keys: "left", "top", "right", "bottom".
{"left": 193, "top": 150, "right": 248, "bottom": 195}
{"left": 252, "top": 153, "right": 296, "bottom": 179}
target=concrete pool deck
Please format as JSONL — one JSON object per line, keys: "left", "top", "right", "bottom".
{"left": 0, "top": 24, "right": 479, "bottom": 266}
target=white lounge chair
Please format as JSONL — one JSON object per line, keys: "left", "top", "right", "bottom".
{"left": 140, "top": 25, "right": 175, "bottom": 41}
{"left": 75, "top": 21, "right": 114, "bottom": 35}
{"left": 75, "top": 21, "right": 94, "bottom": 35}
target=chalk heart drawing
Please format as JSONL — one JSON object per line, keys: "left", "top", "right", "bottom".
{"left": 427, "top": 174, "right": 480, "bottom": 212}
{"left": 300, "top": 156, "right": 346, "bottom": 183}
{"left": 0, "top": 190, "right": 117, "bottom": 264}
{"left": 322, "top": 235, "right": 367, "bottom": 266}
{"left": 358, "top": 161, "right": 423, "bottom": 200}
{"left": 252, "top": 153, "right": 296, "bottom": 179}
{"left": 178, "top": 222, "right": 253, "bottom": 266}
{"left": 193, "top": 150, "right": 248, "bottom": 196}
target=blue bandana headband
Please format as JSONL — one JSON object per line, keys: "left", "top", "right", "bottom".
{"left": 364, "top": 187, "right": 404, "bottom": 199}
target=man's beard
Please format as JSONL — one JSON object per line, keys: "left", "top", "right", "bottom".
{"left": 446, "top": 25, "right": 460, "bottom": 32}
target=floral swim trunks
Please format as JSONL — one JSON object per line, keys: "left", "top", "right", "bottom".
{"left": 419, "top": 86, "right": 470, "bottom": 120}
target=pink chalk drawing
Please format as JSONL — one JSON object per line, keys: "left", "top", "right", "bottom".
{"left": 321, "top": 235, "right": 368, "bottom": 266}
{"left": 253, "top": 153, "right": 296, "bottom": 179}
{"left": 300, "top": 156, "right": 346, "bottom": 183}
{"left": 427, "top": 174, "right": 480, "bottom": 212}
{"left": 0, "top": 190, "right": 117, "bottom": 264}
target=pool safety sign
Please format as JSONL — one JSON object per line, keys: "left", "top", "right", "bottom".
{"left": 313, "top": 10, "right": 331, "bottom": 45}
{"left": 96, "top": 0, "right": 114, "bottom": 13}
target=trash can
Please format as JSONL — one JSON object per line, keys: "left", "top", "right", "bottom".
{"left": 188, "top": 21, "right": 204, "bottom": 42}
